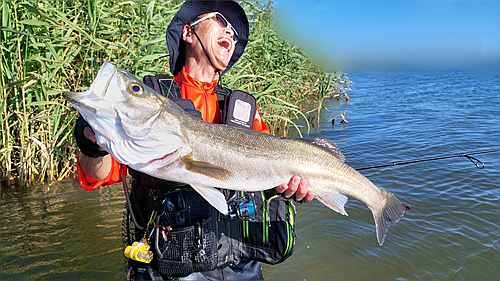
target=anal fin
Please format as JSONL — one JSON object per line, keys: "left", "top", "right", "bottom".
{"left": 316, "top": 193, "right": 349, "bottom": 216}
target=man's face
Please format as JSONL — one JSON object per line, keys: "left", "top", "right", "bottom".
{"left": 191, "top": 12, "right": 237, "bottom": 71}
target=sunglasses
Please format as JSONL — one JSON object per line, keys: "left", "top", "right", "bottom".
{"left": 190, "top": 12, "right": 239, "bottom": 43}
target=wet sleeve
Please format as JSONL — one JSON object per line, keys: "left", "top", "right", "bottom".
{"left": 253, "top": 109, "right": 270, "bottom": 135}
{"left": 76, "top": 152, "right": 126, "bottom": 191}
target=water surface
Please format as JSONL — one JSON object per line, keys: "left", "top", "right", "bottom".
{"left": 1, "top": 71, "right": 499, "bottom": 280}
{"left": 264, "top": 71, "right": 500, "bottom": 281}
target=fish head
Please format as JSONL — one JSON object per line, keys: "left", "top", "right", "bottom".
{"left": 64, "top": 61, "right": 187, "bottom": 167}
{"left": 112, "top": 65, "right": 167, "bottom": 137}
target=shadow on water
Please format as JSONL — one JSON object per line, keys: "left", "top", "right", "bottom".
{"left": 0, "top": 71, "right": 499, "bottom": 281}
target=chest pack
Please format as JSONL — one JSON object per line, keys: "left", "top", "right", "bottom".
{"left": 122, "top": 74, "right": 296, "bottom": 277}
{"left": 143, "top": 74, "right": 256, "bottom": 129}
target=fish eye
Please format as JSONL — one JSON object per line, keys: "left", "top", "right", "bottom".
{"left": 129, "top": 83, "right": 144, "bottom": 95}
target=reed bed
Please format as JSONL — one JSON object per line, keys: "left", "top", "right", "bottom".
{"left": 0, "top": 0, "right": 350, "bottom": 187}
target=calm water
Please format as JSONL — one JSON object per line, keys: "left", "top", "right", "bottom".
{"left": 1, "top": 71, "right": 499, "bottom": 280}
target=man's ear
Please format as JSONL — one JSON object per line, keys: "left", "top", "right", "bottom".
{"left": 182, "top": 25, "right": 194, "bottom": 44}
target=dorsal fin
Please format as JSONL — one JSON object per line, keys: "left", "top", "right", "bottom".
{"left": 298, "top": 138, "right": 345, "bottom": 162}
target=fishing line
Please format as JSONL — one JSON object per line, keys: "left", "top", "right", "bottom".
{"left": 354, "top": 149, "right": 500, "bottom": 171}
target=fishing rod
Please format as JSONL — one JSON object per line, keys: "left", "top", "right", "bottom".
{"left": 354, "top": 149, "right": 500, "bottom": 171}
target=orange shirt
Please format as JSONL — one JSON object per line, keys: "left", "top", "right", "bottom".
{"left": 77, "top": 68, "right": 269, "bottom": 190}
{"left": 174, "top": 69, "right": 221, "bottom": 123}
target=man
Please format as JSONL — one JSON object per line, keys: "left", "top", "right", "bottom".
{"left": 74, "top": 1, "right": 313, "bottom": 280}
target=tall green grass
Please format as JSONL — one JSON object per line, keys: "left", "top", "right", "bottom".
{"left": 0, "top": 0, "right": 350, "bottom": 187}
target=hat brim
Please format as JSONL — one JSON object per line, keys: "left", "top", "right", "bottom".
{"left": 166, "top": 0, "right": 249, "bottom": 76}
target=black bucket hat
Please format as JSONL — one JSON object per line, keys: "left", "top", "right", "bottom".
{"left": 166, "top": 0, "right": 249, "bottom": 76}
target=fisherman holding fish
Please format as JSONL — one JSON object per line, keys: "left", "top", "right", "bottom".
{"left": 73, "top": 1, "right": 314, "bottom": 280}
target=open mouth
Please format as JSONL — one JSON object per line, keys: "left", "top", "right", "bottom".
{"left": 92, "top": 61, "right": 117, "bottom": 99}
{"left": 217, "top": 38, "right": 232, "bottom": 52}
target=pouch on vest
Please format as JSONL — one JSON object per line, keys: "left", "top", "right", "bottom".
{"left": 126, "top": 171, "right": 296, "bottom": 277}
{"left": 154, "top": 187, "right": 218, "bottom": 275}
{"left": 216, "top": 190, "right": 296, "bottom": 267}
{"left": 219, "top": 89, "right": 256, "bottom": 130}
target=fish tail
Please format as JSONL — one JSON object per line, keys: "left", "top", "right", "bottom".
{"left": 371, "top": 191, "right": 408, "bottom": 246}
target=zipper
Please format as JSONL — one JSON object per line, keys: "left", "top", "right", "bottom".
{"left": 263, "top": 193, "right": 279, "bottom": 244}
{"left": 285, "top": 203, "right": 296, "bottom": 257}
{"left": 261, "top": 191, "right": 267, "bottom": 243}
{"left": 241, "top": 191, "right": 249, "bottom": 241}
{"left": 203, "top": 86, "right": 209, "bottom": 121}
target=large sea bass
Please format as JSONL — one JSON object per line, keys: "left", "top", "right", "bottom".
{"left": 64, "top": 61, "right": 408, "bottom": 245}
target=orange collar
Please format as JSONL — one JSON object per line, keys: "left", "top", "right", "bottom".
{"left": 173, "top": 67, "right": 218, "bottom": 92}
{"left": 173, "top": 67, "right": 221, "bottom": 123}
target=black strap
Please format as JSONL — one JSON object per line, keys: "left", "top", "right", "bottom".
{"left": 143, "top": 74, "right": 182, "bottom": 99}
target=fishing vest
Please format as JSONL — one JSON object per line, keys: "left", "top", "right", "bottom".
{"left": 143, "top": 74, "right": 257, "bottom": 129}
{"left": 122, "top": 74, "right": 297, "bottom": 277}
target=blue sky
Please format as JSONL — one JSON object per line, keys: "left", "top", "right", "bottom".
{"left": 273, "top": 0, "right": 500, "bottom": 71}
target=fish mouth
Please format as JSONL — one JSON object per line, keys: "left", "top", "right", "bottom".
{"left": 63, "top": 92, "right": 77, "bottom": 103}
{"left": 217, "top": 38, "right": 232, "bottom": 52}
{"left": 62, "top": 62, "right": 117, "bottom": 106}
{"left": 95, "top": 62, "right": 118, "bottom": 99}
{"left": 63, "top": 90, "right": 95, "bottom": 111}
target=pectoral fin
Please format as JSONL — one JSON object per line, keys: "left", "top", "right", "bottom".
{"left": 181, "top": 154, "right": 232, "bottom": 182}
{"left": 316, "top": 192, "right": 349, "bottom": 216}
{"left": 190, "top": 184, "right": 229, "bottom": 214}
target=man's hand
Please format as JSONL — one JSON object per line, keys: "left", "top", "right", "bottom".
{"left": 75, "top": 116, "right": 109, "bottom": 158}
{"left": 275, "top": 175, "right": 314, "bottom": 202}
{"left": 82, "top": 126, "right": 97, "bottom": 143}
{"left": 75, "top": 116, "right": 112, "bottom": 183}
{"left": 82, "top": 126, "right": 106, "bottom": 152}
